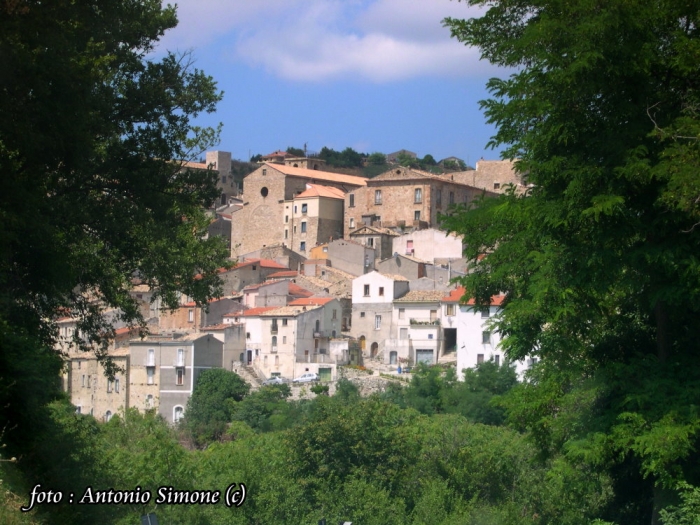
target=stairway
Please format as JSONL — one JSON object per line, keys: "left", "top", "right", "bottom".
{"left": 233, "top": 364, "right": 263, "bottom": 388}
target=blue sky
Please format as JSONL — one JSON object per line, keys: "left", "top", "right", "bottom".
{"left": 157, "top": 0, "right": 509, "bottom": 165}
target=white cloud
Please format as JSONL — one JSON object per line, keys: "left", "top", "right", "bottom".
{"left": 159, "top": 0, "right": 498, "bottom": 82}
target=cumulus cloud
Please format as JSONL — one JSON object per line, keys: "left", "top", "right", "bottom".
{"left": 159, "top": 0, "right": 497, "bottom": 82}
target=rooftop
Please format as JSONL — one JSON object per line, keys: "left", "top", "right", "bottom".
{"left": 262, "top": 162, "right": 367, "bottom": 187}
{"left": 395, "top": 290, "right": 447, "bottom": 303}
{"left": 288, "top": 297, "right": 336, "bottom": 306}
{"left": 296, "top": 183, "right": 346, "bottom": 200}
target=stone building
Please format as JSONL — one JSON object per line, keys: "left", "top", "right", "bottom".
{"left": 326, "top": 238, "right": 376, "bottom": 276}
{"left": 344, "top": 166, "right": 493, "bottom": 235}
{"left": 181, "top": 150, "right": 236, "bottom": 207}
{"left": 128, "top": 333, "right": 224, "bottom": 424}
{"left": 231, "top": 163, "right": 367, "bottom": 257}
{"left": 351, "top": 271, "right": 409, "bottom": 358}
{"left": 450, "top": 159, "right": 527, "bottom": 194}
{"left": 348, "top": 225, "right": 399, "bottom": 261}
{"left": 284, "top": 184, "right": 345, "bottom": 255}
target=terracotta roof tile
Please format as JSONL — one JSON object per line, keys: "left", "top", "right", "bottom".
{"left": 242, "top": 307, "right": 278, "bottom": 317}
{"left": 289, "top": 283, "right": 313, "bottom": 297}
{"left": 395, "top": 290, "right": 446, "bottom": 303}
{"left": 289, "top": 297, "right": 335, "bottom": 306}
{"left": 296, "top": 184, "right": 346, "bottom": 200}
{"left": 262, "top": 162, "right": 367, "bottom": 187}
{"left": 266, "top": 270, "right": 299, "bottom": 278}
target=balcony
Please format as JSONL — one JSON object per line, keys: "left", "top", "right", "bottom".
{"left": 271, "top": 346, "right": 278, "bottom": 354}
{"left": 296, "top": 353, "right": 338, "bottom": 364}
{"left": 270, "top": 326, "right": 278, "bottom": 334}
{"left": 409, "top": 318, "right": 440, "bottom": 326}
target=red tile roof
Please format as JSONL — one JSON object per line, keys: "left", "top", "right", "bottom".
{"left": 288, "top": 283, "right": 313, "bottom": 298}
{"left": 296, "top": 184, "right": 346, "bottom": 200}
{"left": 442, "top": 287, "right": 505, "bottom": 306}
{"left": 242, "top": 307, "right": 278, "bottom": 317}
{"left": 263, "top": 162, "right": 367, "bottom": 187}
{"left": 289, "top": 297, "right": 335, "bottom": 306}
{"left": 267, "top": 270, "right": 299, "bottom": 278}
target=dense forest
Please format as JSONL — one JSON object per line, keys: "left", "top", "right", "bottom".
{"left": 8, "top": 362, "right": 698, "bottom": 525}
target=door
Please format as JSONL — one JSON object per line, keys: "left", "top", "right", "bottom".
{"left": 246, "top": 350, "right": 252, "bottom": 364}
{"left": 389, "top": 351, "right": 397, "bottom": 365}
{"left": 318, "top": 367, "right": 332, "bottom": 382}
{"left": 416, "top": 349, "right": 434, "bottom": 365}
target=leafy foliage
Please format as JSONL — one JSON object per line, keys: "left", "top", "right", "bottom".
{"left": 184, "top": 369, "right": 250, "bottom": 446}
{"left": 442, "top": 0, "right": 700, "bottom": 521}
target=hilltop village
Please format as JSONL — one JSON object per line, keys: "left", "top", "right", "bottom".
{"left": 59, "top": 149, "right": 530, "bottom": 424}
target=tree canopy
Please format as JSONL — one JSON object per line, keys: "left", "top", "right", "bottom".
{"left": 0, "top": 0, "right": 228, "bottom": 484}
{"left": 442, "top": 1, "right": 700, "bottom": 522}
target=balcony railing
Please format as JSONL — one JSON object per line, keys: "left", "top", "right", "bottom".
{"left": 409, "top": 318, "right": 440, "bottom": 326}
{"left": 270, "top": 326, "right": 278, "bottom": 334}
{"left": 296, "top": 353, "right": 338, "bottom": 364}
{"left": 271, "top": 346, "right": 278, "bottom": 353}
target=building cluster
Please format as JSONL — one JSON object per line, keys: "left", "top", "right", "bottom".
{"left": 59, "top": 150, "right": 531, "bottom": 424}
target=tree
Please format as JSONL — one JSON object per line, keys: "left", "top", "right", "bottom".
{"left": 442, "top": 1, "right": 700, "bottom": 522}
{"left": 286, "top": 146, "right": 305, "bottom": 157}
{"left": 0, "top": 0, "right": 229, "bottom": 481}
{"left": 367, "top": 152, "right": 387, "bottom": 165}
{"left": 185, "top": 369, "right": 250, "bottom": 445}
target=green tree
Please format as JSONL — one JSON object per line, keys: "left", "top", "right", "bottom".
{"left": 443, "top": 1, "right": 700, "bottom": 522}
{"left": 367, "top": 152, "right": 387, "bottom": 165}
{"left": 0, "top": 0, "right": 228, "bottom": 501}
{"left": 286, "top": 146, "right": 305, "bottom": 157}
{"left": 185, "top": 369, "right": 250, "bottom": 445}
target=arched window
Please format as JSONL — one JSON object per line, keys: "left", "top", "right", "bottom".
{"left": 105, "top": 410, "right": 112, "bottom": 422}
{"left": 272, "top": 335, "right": 277, "bottom": 347}
{"left": 146, "top": 394, "right": 153, "bottom": 409}
{"left": 173, "top": 405, "right": 184, "bottom": 423}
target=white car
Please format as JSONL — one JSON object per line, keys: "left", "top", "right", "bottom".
{"left": 293, "top": 373, "right": 320, "bottom": 383}
{"left": 262, "top": 376, "right": 289, "bottom": 386}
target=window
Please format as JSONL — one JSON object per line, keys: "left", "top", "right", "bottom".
{"left": 260, "top": 187, "right": 269, "bottom": 197}
{"left": 293, "top": 225, "right": 297, "bottom": 233}
{"left": 414, "top": 210, "right": 421, "bottom": 221}
{"left": 301, "top": 221, "right": 307, "bottom": 233}
{"left": 147, "top": 348, "right": 155, "bottom": 366}
{"left": 399, "top": 308, "right": 405, "bottom": 319}
{"left": 495, "top": 354, "right": 500, "bottom": 366}
{"left": 360, "top": 312, "right": 365, "bottom": 318}
{"left": 173, "top": 406, "right": 184, "bottom": 423}
{"left": 87, "top": 375, "right": 91, "bottom": 387}
{"left": 482, "top": 331, "right": 491, "bottom": 344}
{"left": 379, "top": 287, "right": 384, "bottom": 296}
{"left": 436, "top": 189, "right": 442, "bottom": 205}
{"left": 285, "top": 215, "right": 289, "bottom": 223}
{"left": 349, "top": 218, "right": 355, "bottom": 229}
{"left": 275, "top": 355, "right": 279, "bottom": 365}
{"left": 367, "top": 237, "right": 374, "bottom": 247}
{"left": 82, "top": 374, "right": 86, "bottom": 387}
{"left": 477, "top": 353, "right": 484, "bottom": 364}
{"left": 428, "top": 334, "right": 434, "bottom": 339}
{"left": 177, "top": 348, "right": 184, "bottom": 366}
{"left": 446, "top": 304, "right": 455, "bottom": 316}
{"left": 105, "top": 411, "right": 112, "bottom": 422}
{"left": 107, "top": 380, "right": 112, "bottom": 393}
{"left": 147, "top": 366, "right": 155, "bottom": 385}
{"left": 284, "top": 229, "right": 288, "bottom": 239}
{"left": 176, "top": 367, "right": 185, "bottom": 386}
{"left": 323, "top": 246, "right": 328, "bottom": 252}
{"left": 282, "top": 336, "right": 287, "bottom": 344}
{"left": 400, "top": 327, "right": 408, "bottom": 339}
{"left": 301, "top": 203, "right": 308, "bottom": 214}
{"left": 349, "top": 194, "right": 355, "bottom": 207}
{"left": 76, "top": 406, "right": 82, "bottom": 414}
{"left": 494, "top": 182, "right": 500, "bottom": 190}
{"left": 294, "top": 205, "right": 297, "bottom": 213}
{"left": 282, "top": 318, "right": 288, "bottom": 326}
{"left": 272, "top": 336, "right": 277, "bottom": 347}
{"left": 430, "top": 310, "right": 437, "bottom": 321}
{"left": 188, "top": 309, "right": 194, "bottom": 322}
{"left": 481, "top": 309, "right": 490, "bottom": 318}
{"left": 363, "top": 284, "right": 370, "bottom": 296}
{"left": 246, "top": 332, "right": 251, "bottom": 339}
{"left": 262, "top": 168, "right": 267, "bottom": 176}
{"left": 375, "top": 315, "right": 382, "bottom": 329}
{"left": 146, "top": 394, "right": 153, "bottom": 408}
{"left": 449, "top": 191, "right": 454, "bottom": 204}
{"left": 77, "top": 360, "right": 81, "bottom": 369}
{"left": 406, "top": 240, "right": 413, "bottom": 255}
{"left": 300, "top": 241, "right": 306, "bottom": 251}
{"left": 332, "top": 309, "right": 337, "bottom": 319}
{"left": 115, "top": 378, "right": 120, "bottom": 393}
{"left": 414, "top": 188, "right": 422, "bottom": 203}
{"left": 374, "top": 190, "right": 382, "bottom": 204}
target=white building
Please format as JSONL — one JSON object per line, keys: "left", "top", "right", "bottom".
{"left": 385, "top": 290, "right": 445, "bottom": 365}
{"left": 450, "top": 289, "right": 529, "bottom": 379}
{"left": 350, "top": 271, "right": 409, "bottom": 358}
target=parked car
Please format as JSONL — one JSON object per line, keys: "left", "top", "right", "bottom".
{"left": 262, "top": 376, "right": 289, "bottom": 386}
{"left": 293, "top": 372, "right": 320, "bottom": 383}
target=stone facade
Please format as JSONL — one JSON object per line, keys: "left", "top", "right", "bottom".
{"left": 326, "top": 238, "right": 375, "bottom": 276}
{"left": 348, "top": 225, "right": 399, "bottom": 261}
{"left": 344, "top": 166, "right": 494, "bottom": 234}
{"left": 231, "top": 163, "right": 366, "bottom": 257}
{"left": 450, "top": 159, "right": 527, "bottom": 194}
